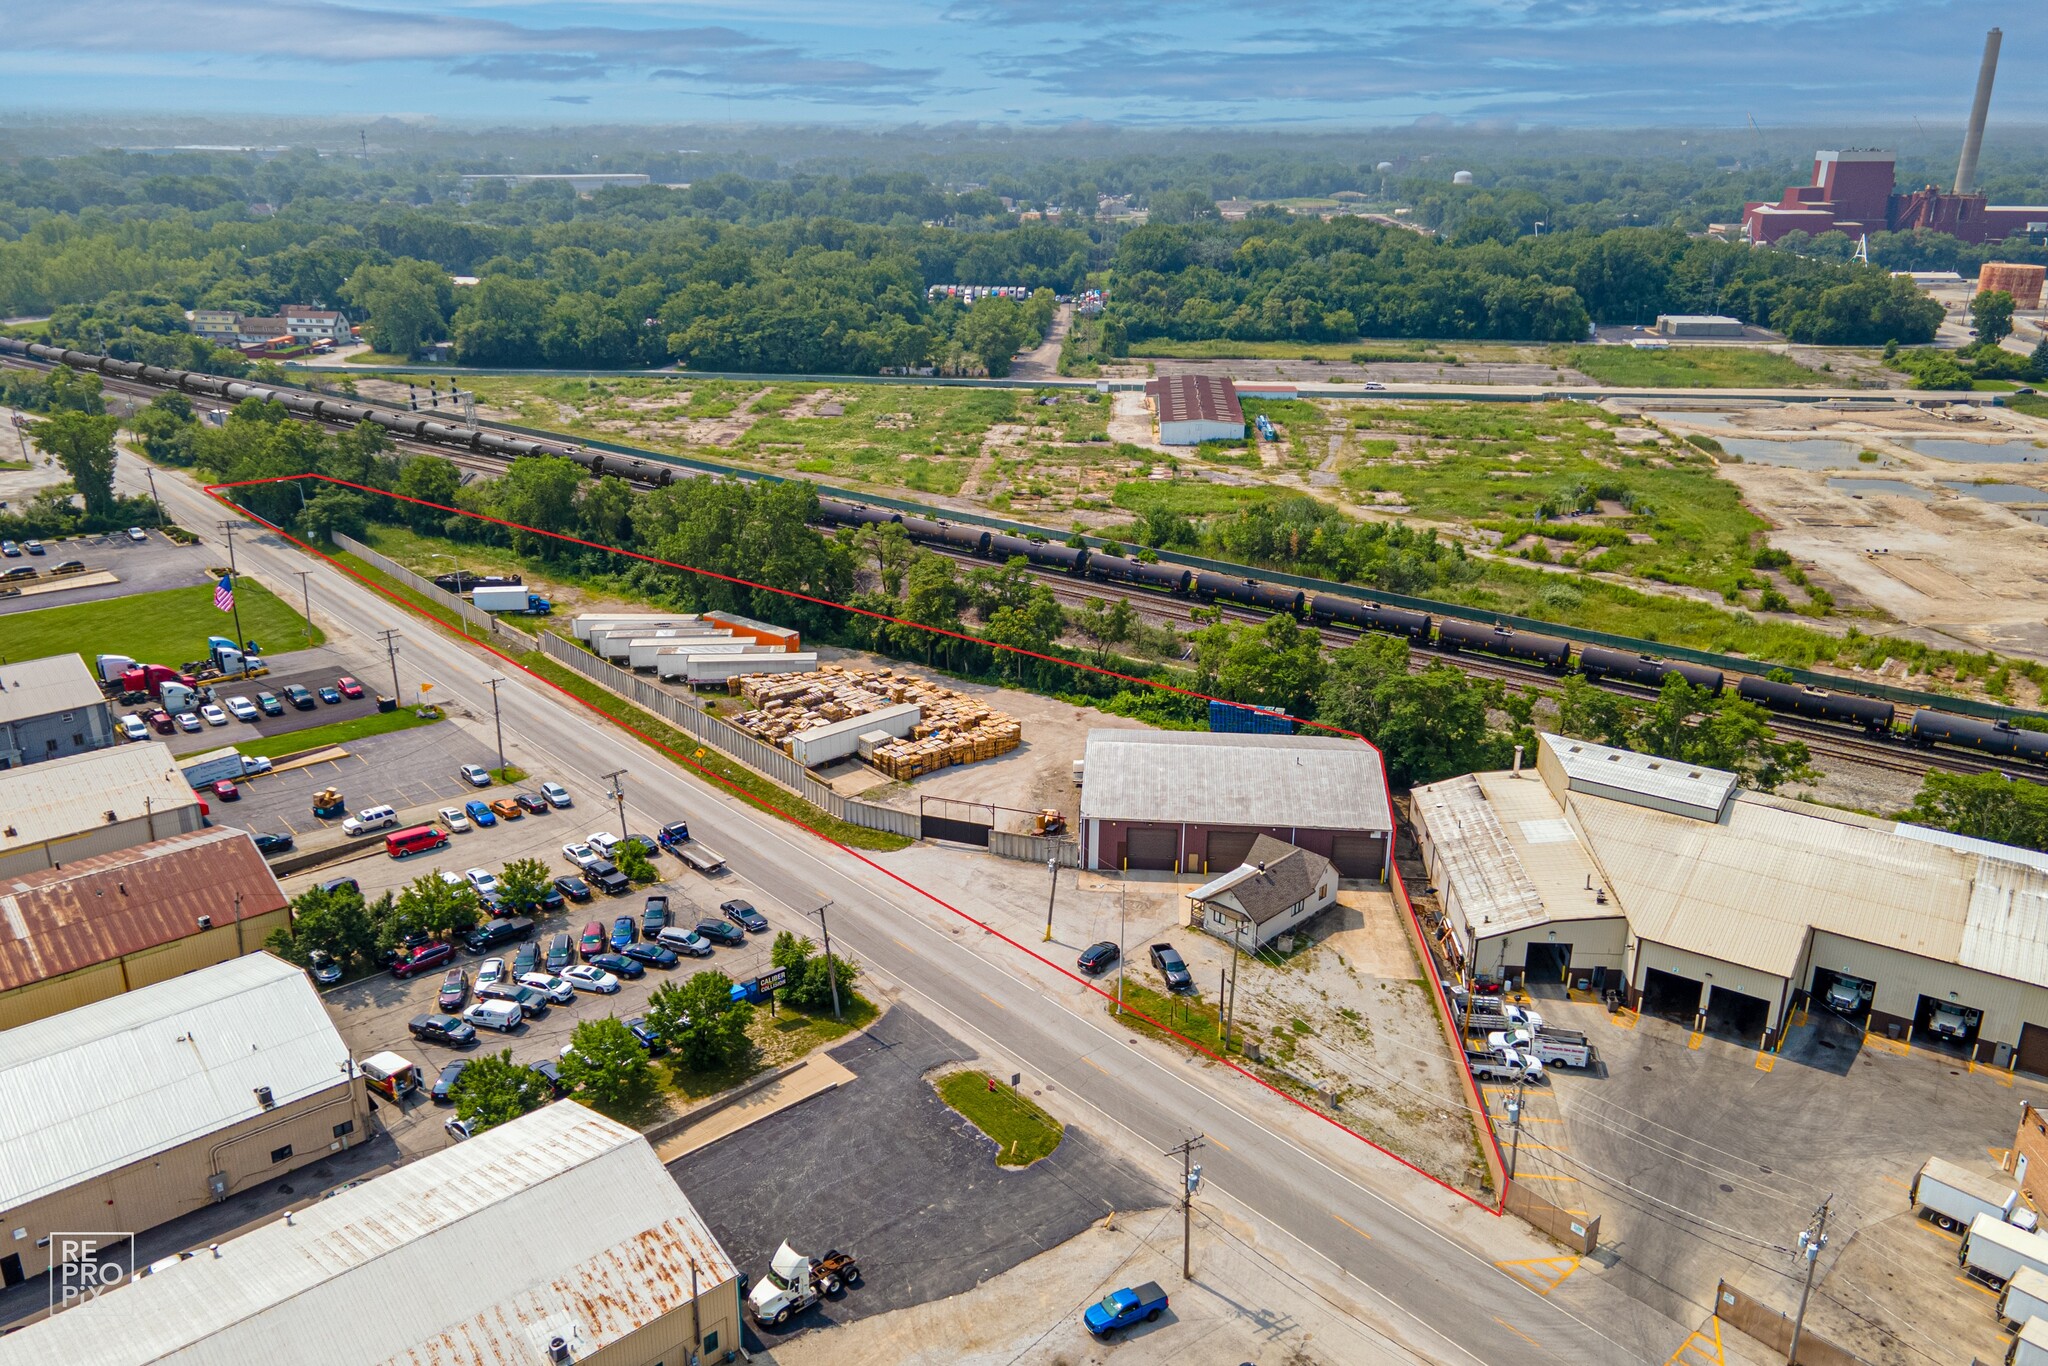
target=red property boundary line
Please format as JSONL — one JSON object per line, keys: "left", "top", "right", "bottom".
{"left": 202, "top": 471, "right": 1509, "bottom": 1213}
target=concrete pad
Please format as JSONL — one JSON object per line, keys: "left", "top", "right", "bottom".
{"left": 1, "top": 569, "right": 120, "bottom": 599}
{"left": 656, "top": 1054, "right": 853, "bottom": 1162}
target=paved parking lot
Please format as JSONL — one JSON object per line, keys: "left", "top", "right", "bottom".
{"left": 220, "top": 718, "right": 509, "bottom": 843}
{"left": 1496, "top": 984, "right": 2040, "bottom": 1366}
{"left": 670, "top": 1005, "right": 1158, "bottom": 1348}
{"left": 154, "top": 647, "right": 386, "bottom": 757}
{"left": 0, "top": 525, "right": 212, "bottom": 618}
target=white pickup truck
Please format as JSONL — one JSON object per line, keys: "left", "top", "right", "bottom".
{"left": 1489, "top": 1027, "right": 1595, "bottom": 1070}
{"left": 1464, "top": 1045, "right": 1544, "bottom": 1082}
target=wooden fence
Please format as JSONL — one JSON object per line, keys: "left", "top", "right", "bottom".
{"left": 1714, "top": 1281, "right": 1866, "bottom": 1366}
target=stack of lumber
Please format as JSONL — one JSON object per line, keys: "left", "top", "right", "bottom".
{"left": 729, "top": 664, "right": 1021, "bottom": 777}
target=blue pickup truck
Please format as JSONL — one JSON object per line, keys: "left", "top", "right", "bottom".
{"left": 1084, "top": 1282, "right": 1168, "bottom": 1336}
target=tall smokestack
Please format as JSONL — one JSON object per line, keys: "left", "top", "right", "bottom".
{"left": 1954, "top": 27, "right": 2001, "bottom": 194}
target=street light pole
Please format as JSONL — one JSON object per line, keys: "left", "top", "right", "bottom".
{"left": 815, "top": 900, "right": 842, "bottom": 1020}
{"left": 485, "top": 676, "right": 507, "bottom": 777}
{"left": 1788, "top": 1197, "right": 1832, "bottom": 1366}
{"left": 1042, "top": 855, "right": 1059, "bottom": 942}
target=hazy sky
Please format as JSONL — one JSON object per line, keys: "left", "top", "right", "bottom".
{"left": 5, "top": 1, "right": 2041, "bottom": 128}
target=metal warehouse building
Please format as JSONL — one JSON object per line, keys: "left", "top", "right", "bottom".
{"left": 0, "top": 827, "right": 291, "bottom": 1030}
{"left": 0, "top": 742, "right": 205, "bottom": 878}
{"left": 1414, "top": 733, "right": 2048, "bottom": 1065}
{"left": 6, "top": 1102, "right": 741, "bottom": 1366}
{"left": 0, "top": 652, "right": 114, "bottom": 770}
{"left": 0, "top": 952, "right": 363, "bottom": 1287}
{"left": 1146, "top": 374, "right": 1245, "bottom": 446}
{"left": 1079, "top": 730, "right": 1393, "bottom": 878}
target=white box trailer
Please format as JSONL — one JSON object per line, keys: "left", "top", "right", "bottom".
{"left": 789, "top": 703, "right": 920, "bottom": 767}
{"left": 683, "top": 653, "right": 818, "bottom": 685}
{"left": 652, "top": 644, "right": 758, "bottom": 680}
{"left": 593, "top": 627, "right": 727, "bottom": 662}
{"left": 571, "top": 613, "right": 699, "bottom": 642}
{"left": 1915, "top": 1156, "right": 2021, "bottom": 1232}
{"left": 1963, "top": 1215, "right": 2048, "bottom": 1288}
{"left": 2001, "top": 1267, "right": 2048, "bottom": 1329}
{"left": 2012, "top": 1316, "right": 2048, "bottom": 1366}
{"left": 625, "top": 633, "right": 734, "bottom": 670}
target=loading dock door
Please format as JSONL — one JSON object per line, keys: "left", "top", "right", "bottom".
{"left": 1810, "top": 968, "right": 1873, "bottom": 1026}
{"left": 1125, "top": 827, "right": 1179, "bottom": 872}
{"left": 1705, "top": 986, "right": 1770, "bottom": 1044}
{"left": 1330, "top": 833, "right": 1386, "bottom": 878}
{"left": 1916, "top": 994, "right": 1984, "bottom": 1055}
{"left": 2019, "top": 1024, "right": 2048, "bottom": 1081}
{"left": 1640, "top": 967, "right": 1702, "bottom": 1023}
{"left": 1204, "top": 830, "right": 1258, "bottom": 874}
{"left": 1525, "top": 941, "right": 1572, "bottom": 985}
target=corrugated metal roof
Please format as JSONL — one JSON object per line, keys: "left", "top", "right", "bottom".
{"left": 0, "top": 741, "right": 202, "bottom": 855}
{"left": 7, "top": 1103, "right": 737, "bottom": 1366}
{"left": 1146, "top": 374, "right": 1242, "bottom": 426}
{"left": 0, "top": 953, "right": 351, "bottom": 1210}
{"left": 0, "top": 828, "right": 287, "bottom": 991}
{"left": 1895, "top": 823, "right": 2048, "bottom": 876}
{"left": 1540, "top": 733, "right": 1737, "bottom": 821}
{"left": 1080, "top": 731, "right": 1392, "bottom": 831}
{"left": 0, "top": 652, "right": 103, "bottom": 725}
{"left": 1960, "top": 856, "right": 2048, "bottom": 987}
{"left": 1412, "top": 775, "right": 1548, "bottom": 935}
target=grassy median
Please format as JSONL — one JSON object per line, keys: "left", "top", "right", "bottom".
{"left": 936, "top": 1070, "right": 1065, "bottom": 1166}
{"left": 238, "top": 707, "right": 441, "bottom": 758}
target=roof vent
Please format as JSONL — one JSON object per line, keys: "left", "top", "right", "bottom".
{"left": 197, "top": 915, "right": 211, "bottom": 930}
{"left": 547, "top": 1339, "right": 571, "bottom": 1364}
{"left": 254, "top": 1086, "right": 275, "bottom": 1110}
{"left": 1606, "top": 754, "right": 1621, "bottom": 762}
{"left": 104, "top": 810, "right": 117, "bottom": 823}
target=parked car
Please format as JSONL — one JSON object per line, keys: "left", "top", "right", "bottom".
{"left": 589, "top": 831, "right": 621, "bottom": 856}
{"left": 437, "top": 968, "right": 470, "bottom": 1011}
{"left": 721, "top": 899, "right": 769, "bottom": 933}
{"left": 22, "top": 540, "right": 42, "bottom": 556}
{"left": 554, "top": 874, "right": 592, "bottom": 903}
{"left": 622, "top": 1015, "right": 666, "bottom": 1056}
{"left": 695, "top": 919, "right": 746, "bottom": 948}
{"left": 1085, "top": 1282, "right": 1168, "bottom": 1337}
{"left": 445, "top": 1118, "right": 473, "bottom": 1142}
{"left": 540, "top": 781, "right": 572, "bottom": 808}
{"left": 439, "top": 806, "right": 472, "bottom": 834}
{"left": 512, "top": 941, "right": 540, "bottom": 977}
{"left": 147, "top": 708, "right": 174, "bottom": 734}
{"left": 408, "top": 1013, "right": 476, "bottom": 1047}
{"left": 620, "top": 942, "right": 680, "bottom": 970}
{"left": 479, "top": 982, "right": 547, "bottom": 1020}
{"left": 256, "top": 691, "right": 283, "bottom": 716}
{"left": 307, "top": 950, "right": 342, "bottom": 985}
{"left": 210, "top": 779, "right": 239, "bottom": 801}
{"left": 252, "top": 831, "right": 294, "bottom": 854}
{"left": 116, "top": 712, "right": 148, "bottom": 741}
{"left": 198, "top": 703, "right": 228, "bottom": 726}
{"left": 3, "top": 540, "right": 19, "bottom": 557}
{"left": 465, "top": 868, "right": 498, "bottom": 898}
{"left": 430, "top": 1059, "right": 469, "bottom": 1104}
{"left": 562, "top": 842, "right": 603, "bottom": 870}
{"left": 590, "top": 864, "right": 630, "bottom": 896}
{"left": 545, "top": 933, "right": 573, "bottom": 973}
{"left": 642, "top": 895, "right": 670, "bottom": 938}
{"left": 459, "top": 764, "right": 491, "bottom": 787}
{"left": 393, "top": 942, "right": 454, "bottom": 978}
{"left": 590, "top": 952, "right": 645, "bottom": 981}
{"left": 465, "top": 799, "right": 497, "bottom": 827}
{"left": 317, "top": 686, "right": 342, "bottom": 705}
{"left": 463, "top": 917, "right": 535, "bottom": 954}
{"left": 342, "top": 805, "right": 398, "bottom": 836}
{"left": 489, "top": 797, "right": 523, "bottom": 821}
{"left": 284, "top": 685, "right": 316, "bottom": 711}
{"left": 52, "top": 558, "right": 83, "bottom": 574}
{"left": 515, "top": 792, "right": 549, "bottom": 815}
{"left": 225, "top": 695, "right": 258, "bottom": 721}
{"left": 1078, "top": 942, "right": 1120, "bottom": 975}
{"left": 624, "top": 834, "right": 659, "bottom": 859}
{"left": 463, "top": 1001, "right": 522, "bottom": 1034}
{"left": 561, "top": 964, "right": 620, "bottom": 995}
{"left": 578, "top": 921, "right": 606, "bottom": 959}
{"left": 477, "top": 956, "right": 507, "bottom": 989}
{"left": 127, "top": 526, "right": 147, "bottom": 542}
{"left": 527, "top": 1058, "right": 567, "bottom": 1097}
{"left": 336, "top": 676, "right": 364, "bottom": 698}
{"left": 175, "top": 711, "right": 202, "bottom": 732}
{"left": 610, "top": 916, "right": 637, "bottom": 951}
{"left": 656, "top": 926, "right": 714, "bottom": 957}
{"left": 1149, "top": 943, "right": 1192, "bottom": 991}
{"left": 519, "top": 971, "right": 575, "bottom": 1004}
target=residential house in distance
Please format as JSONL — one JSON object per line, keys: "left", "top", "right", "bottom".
{"left": 1188, "top": 834, "right": 1338, "bottom": 952}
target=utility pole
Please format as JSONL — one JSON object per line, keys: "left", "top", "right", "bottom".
{"left": 1042, "top": 855, "right": 1059, "bottom": 942}
{"left": 144, "top": 465, "right": 164, "bottom": 528}
{"left": 815, "top": 900, "right": 842, "bottom": 1020}
{"left": 377, "top": 628, "right": 402, "bottom": 701}
{"left": 215, "top": 520, "right": 249, "bottom": 654}
{"left": 1221, "top": 910, "right": 1245, "bottom": 1051}
{"left": 601, "top": 768, "right": 629, "bottom": 839}
{"left": 1166, "top": 1136, "right": 1205, "bottom": 1280}
{"left": 291, "top": 570, "right": 313, "bottom": 643}
{"left": 485, "top": 676, "right": 507, "bottom": 777}
{"left": 1116, "top": 887, "right": 1127, "bottom": 1017}
{"left": 1505, "top": 1069, "right": 1528, "bottom": 1182}
{"left": 1787, "top": 1196, "right": 1832, "bottom": 1366}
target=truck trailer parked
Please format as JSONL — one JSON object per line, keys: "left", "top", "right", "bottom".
{"left": 2001, "top": 1268, "right": 2048, "bottom": 1330}
{"left": 2010, "top": 1316, "right": 2048, "bottom": 1366}
{"left": 1962, "top": 1215, "right": 2048, "bottom": 1289}
{"left": 471, "top": 584, "right": 552, "bottom": 615}
{"left": 1915, "top": 1156, "right": 2022, "bottom": 1233}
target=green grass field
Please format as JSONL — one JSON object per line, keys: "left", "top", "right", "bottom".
{"left": 4, "top": 581, "right": 323, "bottom": 667}
{"left": 935, "top": 1070, "right": 1065, "bottom": 1166}
{"left": 239, "top": 707, "right": 440, "bottom": 758}
{"left": 1552, "top": 346, "right": 1827, "bottom": 388}
{"left": 1129, "top": 337, "right": 1475, "bottom": 361}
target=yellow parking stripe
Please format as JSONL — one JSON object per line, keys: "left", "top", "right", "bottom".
{"left": 1611, "top": 1009, "right": 1638, "bottom": 1030}
{"left": 1754, "top": 1050, "right": 1776, "bottom": 1072}
{"left": 1956, "top": 1275, "right": 1999, "bottom": 1298}
{"left": 1687, "top": 1031, "right": 1705, "bottom": 1050}
{"left": 1495, "top": 1257, "right": 1579, "bottom": 1296}
{"left": 1665, "top": 1316, "right": 1726, "bottom": 1366}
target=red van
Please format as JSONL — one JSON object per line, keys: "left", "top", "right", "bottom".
{"left": 386, "top": 825, "right": 449, "bottom": 859}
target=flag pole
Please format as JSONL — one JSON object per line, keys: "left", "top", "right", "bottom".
{"left": 218, "top": 522, "right": 248, "bottom": 664}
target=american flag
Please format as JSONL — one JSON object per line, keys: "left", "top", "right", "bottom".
{"left": 213, "top": 575, "right": 234, "bottom": 612}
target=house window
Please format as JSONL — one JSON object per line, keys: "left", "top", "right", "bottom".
{"left": 269, "top": 1144, "right": 293, "bottom": 1164}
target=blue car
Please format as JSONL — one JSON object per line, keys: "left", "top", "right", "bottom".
{"left": 1085, "top": 1282, "right": 1168, "bottom": 1337}
{"left": 465, "top": 799, "right": 497, "bottom": 828}
{"left": 610, "top": 916, "right": 636, "bottom": 952}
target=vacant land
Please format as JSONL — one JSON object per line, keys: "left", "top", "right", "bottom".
{"left": 1552, "top": 345, "right": 1828, "bottom": 388}
{"left": 5, "top": 580, "right": 322, "bottom": 665}
{"left": 934, "top": 1070, "right": 1065, "bottom": 1166}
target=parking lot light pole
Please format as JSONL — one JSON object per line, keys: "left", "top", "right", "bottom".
{"left": 485, "top": 676, "right": 507, "bottom": 776}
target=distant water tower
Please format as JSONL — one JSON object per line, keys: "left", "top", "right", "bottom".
{"left": 1376, "top": 161, "right": 1394, "bottom": 173}
{"left": 1452, "top": 170, "right": 1475, "bottom": 185}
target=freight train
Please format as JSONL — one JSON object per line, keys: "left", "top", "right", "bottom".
{"left": 8, "top": 337, "right": 2044, "bottom": 765}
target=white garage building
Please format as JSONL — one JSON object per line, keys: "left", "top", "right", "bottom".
{"left": 1413, "top": 733, "right": 2048, "bottom": 1066}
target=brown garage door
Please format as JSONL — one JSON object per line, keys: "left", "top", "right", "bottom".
{"left": 2019, "top": 1023, "right": 2048, "bottom": 1080}
{"left": 1125, "top": 826, "right": 1179, "bottom": 871}
{"left": 1204, "top": 830, "right": 1258, "bottom": 873}
{"left": 1330, "top": 832, "right": 1385, "bottom": 878}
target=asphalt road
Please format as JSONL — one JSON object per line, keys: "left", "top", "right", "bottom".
{"left": 128, "top": 455, "right": 1697, "bottom": 1366}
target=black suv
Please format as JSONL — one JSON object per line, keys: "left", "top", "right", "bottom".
{"left": 408, "top": 1013, "right": 477, "bottom": 1047}
{"left": 1078, "top": 941, "right": 1120, "bottom": 975}
{"left": 1149, "top": 943, "right": 1192, "bottom": 991}
{"left": 284, "top": 684, "right": 317, "bottom": 711}
{"left": 545, "top": 932, "right": 573, "bottom": 973}
{"left": 695, "top": 918, "right": 746, "bottom": 948}
{"left": 462, "top": 916, "right": 535, "bottom": 954}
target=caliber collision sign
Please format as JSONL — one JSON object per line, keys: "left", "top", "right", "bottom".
{"left": 754, "top": 968, "right": 788, "bottom": 992}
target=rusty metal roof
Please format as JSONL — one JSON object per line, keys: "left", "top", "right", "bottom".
{"left": 1146, "top": 373, "right": 1243, "bottom": 426}
{"left": 0, "top": 827, "right": 286, "bottom": 992}
{"left": 7, "top": 1102, "right": 739, "bottom": 1365}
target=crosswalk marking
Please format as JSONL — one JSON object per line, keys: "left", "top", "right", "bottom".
{"left": 1495, "top": 1256, "right": 1580, "bottom": 1297}
{"left": 1664, "top": 1316, "right": 1725, "bottom": 1366}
